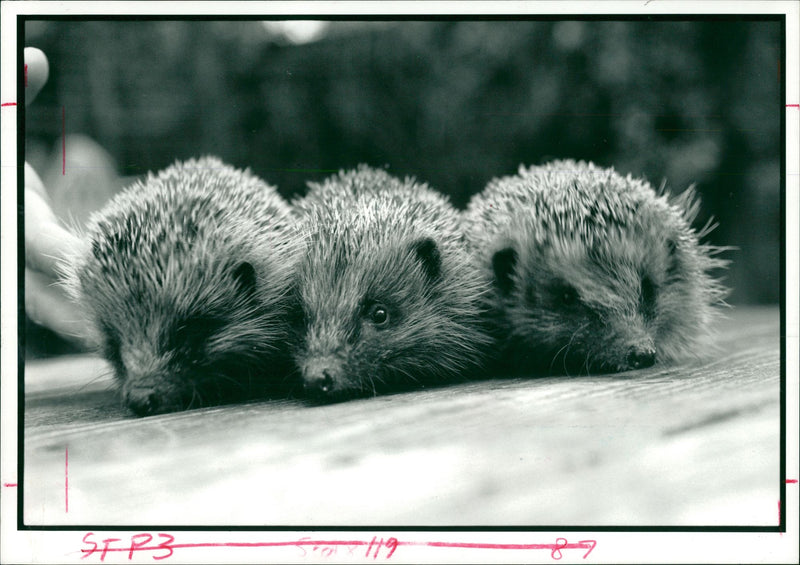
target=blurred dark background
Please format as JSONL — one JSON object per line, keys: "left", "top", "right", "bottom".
{"left": 25, "top": 19, "right": 781, "bottom": 313}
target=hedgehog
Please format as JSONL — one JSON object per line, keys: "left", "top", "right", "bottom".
{"left": 462, "top": 159, "right": 728, "bottom": 375}
{"left": 291, "top": 165, "right": 492, "bottom": 402}
{"left": 61, "top": 157, "right": 300, "bottom": 416}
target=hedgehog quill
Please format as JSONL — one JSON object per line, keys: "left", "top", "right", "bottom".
{"left": 292, "top": 165, "right": 492, "bottom": 402}
{"left": 463, "top": 160, "right": 729, "bottom": 375}
{"left": 61, "top": 157, "right": 300, "bottom": 416}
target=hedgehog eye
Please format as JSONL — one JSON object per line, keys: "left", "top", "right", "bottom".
{"left": 170, "top": 315, "right": 225, "bottom": 352}
{"left": 364, "top": 303, "right": 390, "bottom": 327}
{"left": 551, "top": 283, "right": 579, "bottom": 306}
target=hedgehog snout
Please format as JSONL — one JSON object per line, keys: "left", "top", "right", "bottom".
{"left": 119, "top": 348, "right": 185, "bottom": 415}
{"left": 124, "top": 386, "right": 163, "bottom": 416}
{"left": 122, "top": 381, "right": 185, "bottom": 416}
{"left": 301, "top": 355, "right": 344, "bottom": 398}
{"left": 306, "top": 370, "right": 335, "bottom": 395}
{"left": 625, "top": 345, "right": 656, "bottom": 370}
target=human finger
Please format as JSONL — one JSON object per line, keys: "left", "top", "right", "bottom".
{"left": 25, "top": 268, "right": 90, "bottom": 347}
{"left": 25, "top": 161, "right": 50, "bottom": 201}
{"left": 25, "top": 182, "right": 85, "bottom": 277}
{"left": 24, "top": 47, "right": 49, "bottom": 106}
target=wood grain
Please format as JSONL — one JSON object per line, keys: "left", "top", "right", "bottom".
{"left": 22, "top": 307, "right": 781, "bottom": 526}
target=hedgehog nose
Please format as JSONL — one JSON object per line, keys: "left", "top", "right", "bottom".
{"left": 304, "top": 369, "right": 335, "bottom": 396}
{"left": 125, "top": 387, "right": 162, "bottom": 416}
{"left": 626, "top": 346, "right": 656, "bottom": 370}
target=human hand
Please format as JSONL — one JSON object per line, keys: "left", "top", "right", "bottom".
{"left": 24, "top": 47, "right": 89, "bottom": 348}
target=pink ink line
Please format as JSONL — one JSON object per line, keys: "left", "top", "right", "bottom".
{"left": 787, "top": 104, "right": 800, "bottom": 108}
{"left": 787, "top": 479, "right": 799, "bottom": 483}
{"left": 65, "top": 447, "right": 69, "bottom": 513}
{"left": 415, "top": 541, "right": 555, "bottom": 549}
{"left": 94, "top": 540, "right": 374, "bottom": 553}
{"left": 3, "top": 483, "right": 17, "bottom": 487}
{"left": 1, "top": 102, "right": 17, "bottom": 107}
{"left": 94, "top": 539, "right": 596, "bottom": 558}
{"left": 101, "top": 540, "right": 591, "bottom": 551}
{"left": 24, "top": 64, "right": 28, "bottom": 87}
{"left": 407, "top": 540, "right": 596, "bottom": 557}
{"left": 171, "top": 540, "right": 368, "bottom": 549}
{"left": 62, "top": 107, "right": 66, "bottom": 176}
{"left": 91, "top": 540, "right": 372, "bottom": 554}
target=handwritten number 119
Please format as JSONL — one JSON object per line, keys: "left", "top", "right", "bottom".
{"left": 366, "top": 536, "right": 399, "bottom": 559}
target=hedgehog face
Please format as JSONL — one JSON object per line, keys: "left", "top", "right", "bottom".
{"left": 295, "top": 234, "right": 472, "bottom": 402}
{"left": 60, "top": 158, "right": 299, "bottom": 416}
{"left": 492, "top": 225, "right": 710, "bottom": 374}
{"left": 79, "top": 251, "right": 290, "bottom": 416}
{"left": 466, "top": 160, "right": 727, "bottom": 374}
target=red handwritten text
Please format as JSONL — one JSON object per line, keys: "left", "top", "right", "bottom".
{"left": 79, "top": 532, "right": 596, "bottom": 561}
{"left": 81, "top": 533, "right": 174, "bottom": 561}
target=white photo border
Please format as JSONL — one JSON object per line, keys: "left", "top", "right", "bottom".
{"left": 2, "top": 2, "right": 798, "bottom": 564}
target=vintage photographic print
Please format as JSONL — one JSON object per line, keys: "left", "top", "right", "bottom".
{"left": 1, "top": 2, "right": 797, "bottom": 564}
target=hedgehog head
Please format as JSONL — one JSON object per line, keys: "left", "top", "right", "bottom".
{"left": 293, "top": 168, "right": 490, "bottom": 401}
{"left": 480, "top": 161, "right": 728, "bottom": 374}
{"left": 62, "top": 158, "right": 297, "bottom": 415}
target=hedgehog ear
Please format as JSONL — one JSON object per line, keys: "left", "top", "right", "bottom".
{"left": 492, "top": 247, "right": 518, "bottom": 296}
{"left": 666, "top": 238, "right": 680, "bottom": 278}
{"left": 232, "top": 261, "right": 257, "bottom": 295}
{"left": 666, "top": 238, "right": 677, "bottom": 255}
{"left": 411, "top": 237, "right": 442, "bottom": 282}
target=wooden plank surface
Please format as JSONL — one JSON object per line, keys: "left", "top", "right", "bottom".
{"left": 22, "top": 307, "right": 781, "bottom": 526}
